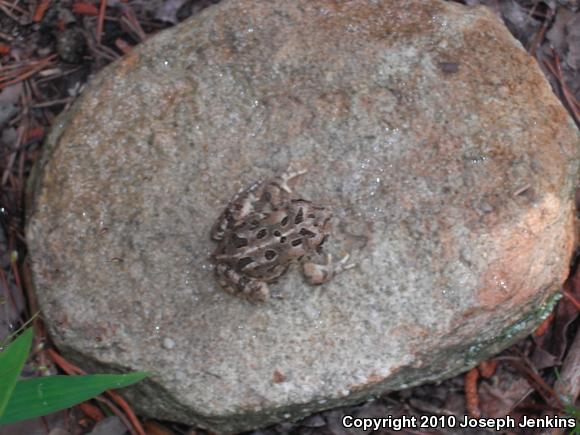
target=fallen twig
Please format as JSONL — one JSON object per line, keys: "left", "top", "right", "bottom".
{"left": 534, "top": 311, "right": 555, "bottom": 337}
{"left": 499, "top": 355, "right": 564, "bottom": 410}
{"left": 0, "top": 55, "right": 58, "bottom": 91}
{"left": 478, "top": 359, "right": 498, "bottom": 378}
{"left": 562, "top": 290, "right": 580, "bottom": 311}
{"left": 96, "top": 0, "right": 108, "bottom": 44}
{"left": 465, "top": 368, "right": 480, "bottom": 418}
{"left": 553, "top": 329, "right": 580, "bottom": 406}
{"left": 543, "top": 51, "right": 580, "bottom": 124}
{"left": 72, "top": 2, "right": 99, "bottom": 16}
{"left": 33, "top": 0, "right": 51, "bottom": 22}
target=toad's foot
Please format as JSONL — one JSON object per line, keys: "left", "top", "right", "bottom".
{"left": 215, "top": 264, "right": 270, "bottom": 302}
{"left": 275, "top": 166, "right": 307, "bottom": 193}
{"left": 302, "top": 253, "right": 356, "bottom": 285}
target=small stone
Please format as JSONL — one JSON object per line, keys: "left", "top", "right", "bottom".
{"left": 301, "top": 415, "right": 326, "bottom": 428}
{"left": 87, "top": 416, "right": 126, "bottom": 435}
{"left": 162, "top": 338, "right": 175, "bottom": 350}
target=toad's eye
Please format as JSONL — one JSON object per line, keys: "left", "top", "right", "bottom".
{"left": 233, "top": 234, "right": 248, "bottom": 248}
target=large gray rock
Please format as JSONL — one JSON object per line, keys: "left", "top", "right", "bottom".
{"left": 26, "top": 0, "right": 579, "bottom": 433}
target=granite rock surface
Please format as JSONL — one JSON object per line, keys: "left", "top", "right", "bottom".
{"left": 26, "top": 0, "right": 580, "bottom": 432}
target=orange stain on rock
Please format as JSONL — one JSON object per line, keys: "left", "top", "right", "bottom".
{"left": 477, "top": 194, "right": 575, "bottom": 309}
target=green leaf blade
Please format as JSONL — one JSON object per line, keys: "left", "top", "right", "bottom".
{"left": 0, "top": 372, "right": 148, "bottom": 425}
{"left": 0, "top": 329, "right": 34, "bottom": 418}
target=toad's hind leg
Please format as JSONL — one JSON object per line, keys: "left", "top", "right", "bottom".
{"left": 302, "top": 253, "right": 356, "bottom": 285}
{"left": 215, "top": 264, "right": 270, "bottom": 302}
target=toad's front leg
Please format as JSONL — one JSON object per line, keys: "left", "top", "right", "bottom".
{"left": 212, "top": 166, "right": 307, "bottom": 241}
{"left": 211, "top": 180, "right": 265, "bottom": 241}
{"left": 262, "top": 166, "right": 307, "bottom": 208}
{"left": 301, "top": 253, "right": 356, "bottom": 285}
{"left": 215, "top": 264, "right": 270, "bottom": 302}
{"left": 271, "top": 166, "right": 307, "bottom": 194}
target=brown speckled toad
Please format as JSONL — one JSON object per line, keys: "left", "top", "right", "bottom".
{"left": 211, "top": 166, "right": 354, "bottom": 302}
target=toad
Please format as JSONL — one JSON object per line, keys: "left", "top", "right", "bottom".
{"left": 211, "top": 166, "right": 354, "bottom": 302}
